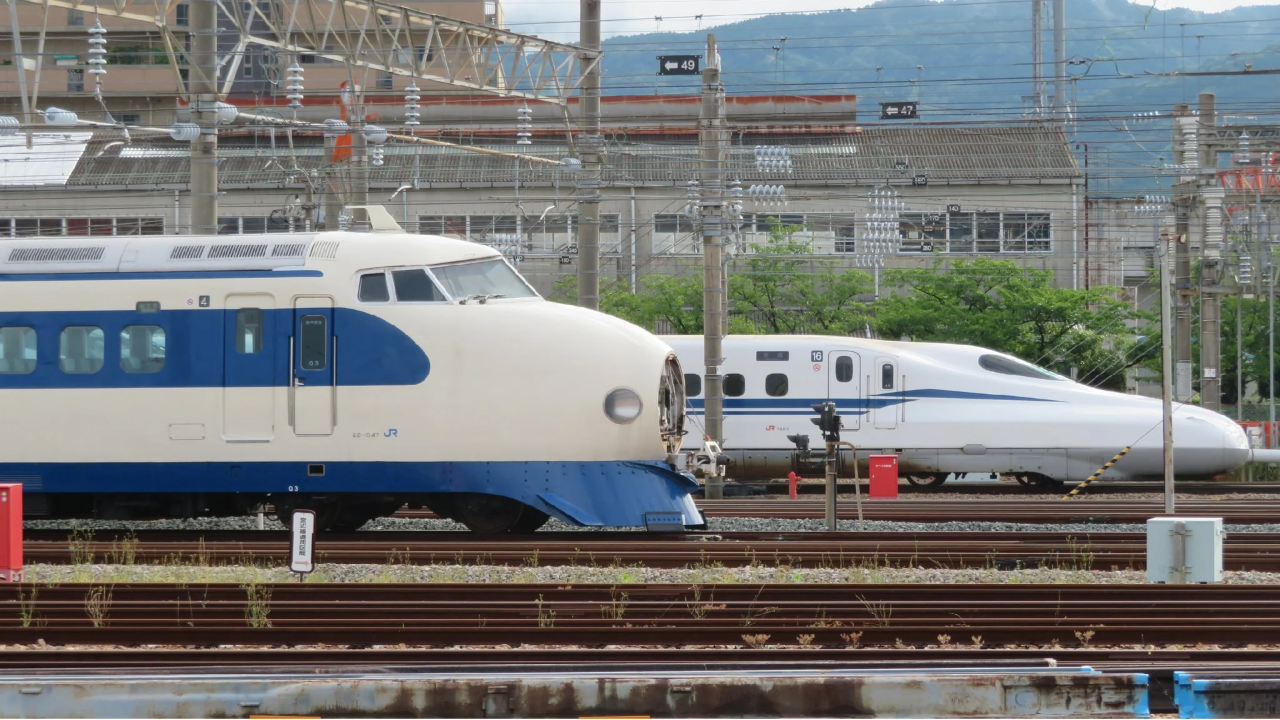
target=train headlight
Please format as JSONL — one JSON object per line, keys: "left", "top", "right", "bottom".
{"left": 604, "top": 387, "right": 643, "bottom": 424}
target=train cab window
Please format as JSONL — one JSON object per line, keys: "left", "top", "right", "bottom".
{"left": 881, "top": 363, "right": 894, "bottom": 390}
{"left": 391, "top": 269, "right": 446, "bottom": 302}
{"left": 235, "top": 309, "right": 264, "bottom": 354}
{"left": 120, "top": 325, "right": 165, "bottom": 374}
{"left": 430, "top": 259, "right": 538, "bottom": 300}
{"left": 978, "top": 353, "right": 1065, "bottom": 381}
{"left": 684, "top": 373, "right": 702, "bottom": 397}
{"left": 724, "top": 373, "right": 745, "bottom": 397}
{"left": 358, "top": 272, "right": 390, "bottom": 302}
{"left": 0, "top": 326, "right": 36, "bottom": 375}
{"left": 765, "top": 373, "right": 788, "bottom": 397}
{"left": 835, "top": 356, "right": 853, "bottom": 383}
{"left": 59, "top": 326, "right": 104, "bottom": 374}
{"left": 299, "top": 315, "right": 328, "bottom": 370}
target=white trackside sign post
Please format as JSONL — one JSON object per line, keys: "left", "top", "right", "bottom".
{"left": 290, "top": 509, "right": 316, "bottom": 578}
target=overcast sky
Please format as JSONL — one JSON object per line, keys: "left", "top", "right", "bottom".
{"left": 502, "top": 0, "right": 1280, "bottom": 42}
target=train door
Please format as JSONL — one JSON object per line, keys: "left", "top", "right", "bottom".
{"left": 873, "top": 357, "right": 898, "bottom": 430}
{"left": 223, "top": 295, "right": 275, "bottom": 442}
{"left": 292, "top": 297, "right": 335, "bottom": 436}
{"left": 826, "top": 351, "right": 861, "bottom": 431}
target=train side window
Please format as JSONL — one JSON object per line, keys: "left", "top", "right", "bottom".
{"left": 0, "top": 326, "right": 36, "bottom": 375}
{"left": 358, "top": 272, "right": 390, "bottom": 302}
{"left": 684, "top": 373, "right": 702, "bottom": 397}
{"left": 235, "top": 308, "right": 264, "bottom": 354}
{"left": 881, "top": 363, "right": 894, "bottom": 390}
{"left": 120, "top": 325, "right": 165, "bottom": 374}
{"left": 59, "top": 326, "right": 104, "bottom": 374}
{"left": 835, "top": 356, "right": 853, "bottom": 383}
{"left": 299, "top": 315, "right": 328, "bottom": 370}
{"left": 765, "top": 373, "right": 788, "bottom": 397}
{"left": 392, "top": 269, "right": 446, "bottom": 302}
{"left": 724, "top": 373, "right": 745, "bottom": 397}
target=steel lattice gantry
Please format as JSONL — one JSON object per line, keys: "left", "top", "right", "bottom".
{"left": 9, "top": 0, "right": 592, "bottom": 105}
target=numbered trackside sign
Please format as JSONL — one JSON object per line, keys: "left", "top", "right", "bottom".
{"left": 658, "top": 55, "right": 701, "bottom": 75}
{"left": 290, "top": 510, "right": 316, "bottom": 573}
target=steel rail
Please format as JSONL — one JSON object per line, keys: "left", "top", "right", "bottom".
{"left": 21, "top": 530, "right": 1280, "bottom": 571}
{"left": 5, "top": 583, "right": 1280, "bottom": 648}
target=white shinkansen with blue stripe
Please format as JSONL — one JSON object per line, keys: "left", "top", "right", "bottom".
{"left": 664, "top": 335, "right": 1279, "bottom": 486}
{"left": 0, "top": 215, "right": 699, "bottom": 532}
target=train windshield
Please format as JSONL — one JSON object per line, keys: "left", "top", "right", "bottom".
{"left": 429, "top": 259, "right": 539, "bottom": 301}
{"left": 978, "top": 353, "right": 1066, "bottom": 381}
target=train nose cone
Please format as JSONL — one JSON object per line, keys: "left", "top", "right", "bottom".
{"left": 1179, "top": 405, "right": 1248, "bottom": 473}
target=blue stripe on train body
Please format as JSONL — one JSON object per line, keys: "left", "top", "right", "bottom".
{"left": 3, "top": 460, "right": 702, "bottom": 527}
{"left": 0, "top": 308, "right": 429, "bottom": 388}
{"left": 684, "top": 389, "right": 1060, "bottom": 415}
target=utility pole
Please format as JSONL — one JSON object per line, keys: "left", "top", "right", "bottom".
{"left": 700, "top": 34, "right": 727, "bottom": 500}
{"left": 576, "top": 0, "right": 602, "bottom": 310}
{"left": 1198, "top": 93, "right": 1222, "bottom": 410}
{"left": 1031, "top": 0, "right": 1044, "bottom": 117}
{"left": 1140, "top": 196, "right": 1175, "bottom": 512}
{"left": 1160, "top": 223, "right": 1176, "bottom": 514}
{"left": 190, "top": 0, "right": 219, "bottom": 234}
{"left": 1173, "top": 103, "right": 1199, "bottom": 405}
{"left": 1052, "top": 0, "right": 1066, "bottom": 122}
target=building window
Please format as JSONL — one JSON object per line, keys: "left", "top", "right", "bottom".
{"left": 896, "top": 211, "right": 1051, "bottom": 254}
{"left": 298, "top": 315, "right": 327, "bottom": 370}
{"left": 835, "top": 356, "right": 853, "bottom": 383}
{"left": 391, "top": 269, "right": 445, "bottom": 302}
{"left": 60, "top": 326, "right": 105, "bottom": 374}
{"left": 723, "top": 373, "right": 745, "bottom": 397}
{"left": 67, "top": 69, "right": 84, "bottom": 93}
{"left": 684, "top": 373, "right": 701, "bottom": 397}
{"left": 358, "top": 272, "right": 390, "bottom": 302}
{"left": 67, "top": 8, "right": 84, "bottom": 25}
{"left": 0, "top": 327, "right": 37, "bottom": 375}
{"left": 120, "top": 114, "right": 141, "bottom": 124}
{"left": 765, "top": 373, "right": 789, "bottom": 397}
{"left": 120, "top": 325, "right": 166, "bottom": 373}
{"left": 376, "top": 71, "right": 393, "bottom": 89}
{"left": 235, "top": 309, "right": 263, "bottom": 353}
{"left": 176, "top": 3, "right": 189, "bottom": 25}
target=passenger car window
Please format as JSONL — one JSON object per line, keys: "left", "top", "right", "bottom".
{"left": 120, "top": 325, "right": 165, "bottom": 373}
{"left": 299, "top": 315, "right": 327, "bottom": 370}
{"left": 392, "top": 269, "right": 446, "bottom": 302}
{"left": 235, "top": 308, "right": 263, "bottom": 354}
{"left": 835, "top": 356, "right": 853, "bottom": 383}
{"left": 0, "top": 326, "right": 36, "bottom": 375}
{"left": 881, "top": 363, "right": 894, "bottom": 390}
{"left": 358, "top": 272, "right": 390, "bottom": 302}
{"left": 60, "top": 326, "right": 104, "bottom": 374}
{"left": 724, "top": 373, "right": 745, "bottom": 397}
{"left": 684, "top": 373, "right": 702, "bottom": 397}
{"left": 765, "top": 373, "right": 788, "bottom": 397}
{"left": 430, "top": 259, "right": 538, "bottom": 300}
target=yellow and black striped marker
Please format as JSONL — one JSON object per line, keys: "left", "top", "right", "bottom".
{"left": 1061, "top": 446, "right": 1132, "bottom": 499}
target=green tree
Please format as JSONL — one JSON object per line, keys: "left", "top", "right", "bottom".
{"left": 873, "top": 258, "right": 1156, "bottom": 391}
{"left": 550, "top": 274, "right": 703, "bottom": 333}
{"left": 729, "top": 218, "right": 873, "bottom": 335}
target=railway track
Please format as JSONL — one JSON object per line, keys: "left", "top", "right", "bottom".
{"left": 19, "top": 529, "right": 1280, "bottom": 570}
{"left": 686, "top": 498, "right": 1280, "bottom": 523}
{"left": 740, "top": 480, "right": 1280, "bottom": 496}
{"left": 3, "top": 583, "right": 1280, "bottom": 647}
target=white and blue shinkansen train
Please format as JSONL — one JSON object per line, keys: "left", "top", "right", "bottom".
{"left": 665, "top": 335, "right": 1279, "bottom": 486}
{"left": 0, "top": 215, "right": 699, "bottom": 532}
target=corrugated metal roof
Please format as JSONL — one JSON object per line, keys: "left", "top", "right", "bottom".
{"left": 65, "top": 125, "right": 1078, "bottom": 188}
